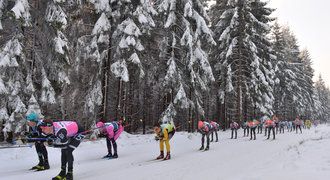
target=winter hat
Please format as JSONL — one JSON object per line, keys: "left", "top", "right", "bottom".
{"left": 96, "top": 121, "right": 105, "bottom": 128}
{"left": 26, "top": 112, "right": 38, "bottom": 123}
{"left": 39, "top": 119, "right": 53, "bottom": 127}
{"left": 198, "top": 121, "right": 204, "bottom": 130}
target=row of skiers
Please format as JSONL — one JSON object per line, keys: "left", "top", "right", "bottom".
{"left": 23, "top": 112, "right": 309, "bottom": 180}
{"left": 229, "top": 115, "right": 306, "bottom": 140}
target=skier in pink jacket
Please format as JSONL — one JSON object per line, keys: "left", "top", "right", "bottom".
{"left": 96, "top": 120, "right": 124, "bottom": 159}
{"left": 40, "top": 119, "right": 85, "bottom": 180}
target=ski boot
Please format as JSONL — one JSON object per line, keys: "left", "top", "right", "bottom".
{"left": 66, "top": 171, "right": 73, "bottom": 180}
{"left": 112, "top": 153, "right": 118, "bottom": 159}
{"left": 163, "top": 152, "right": 171, "bottom": 160}
{"left": 52, "top": 169, "right": 66, "bottom": 180}
{"left": 199, "top": 145, "right": 204, "bottom": 150}
{"left": 156, "top": 151, "right": 164, "bottom": 159}
{"left": 36, "top": 160, "right": 50, "bottom": 171}
{"left": 204, "top": 146, "right": 209, "bottom": 151}
{"left": 30, "top": 162, "right": 43, "bottom": 170}
{"left": 103, "top": 153, "right": 112, "bottom": 159}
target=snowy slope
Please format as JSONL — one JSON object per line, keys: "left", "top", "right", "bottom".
{"left": 1, "top": 125, "right": 330, "bottom": 180}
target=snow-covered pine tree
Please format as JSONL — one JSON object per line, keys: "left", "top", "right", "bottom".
{"left": 299, "top": 49, "right": 315, "bottom": 118}
{"left": 279, "top": 26, "right": 313, "bottom": 119}
{"left": 0, "top": 0, "right": 32, "bottom": 139}
{"left": 314, "top": 75, "right": 330, "bottom": 122}
{"left": 210, "top": 0, "right": 275, "bottom": 123}
{"left": 156, "top": 0, "right": 216, "bottom": 130}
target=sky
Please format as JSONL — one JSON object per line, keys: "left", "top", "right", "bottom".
{"left": 268, "top": 0, "right": 330, "bottom": 86}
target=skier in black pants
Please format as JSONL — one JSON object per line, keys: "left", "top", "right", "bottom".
{"left": 198, "top": 120, "right": 212, "bottom": 150}
{"left": 278, "top": 121, "right": 285, "bottom": 134}
{"left": 265, "top": 118, "right": 275, "bottom": 140}
{"left": 257, "top": 121, "right": 263, "bottom": 134}
{"left": 294, "top": 116, "right": 303, "bottom": 134}
{"left": 40, "top": 119, "right": 85, "bottom": 180}
{"left": 248, "top": 120, "right": 258, "bottom": 140}
{"left": 230, "top": 121, "right": 239, "bottom": 139}
{"left": 210, "top": 121, "right": 220, "bottom": 142}
{"left": 242, "top": 121, "right": 249, "bottom": 137}
{"left": 26, "top": 112, "right": 50, "bottom": 171}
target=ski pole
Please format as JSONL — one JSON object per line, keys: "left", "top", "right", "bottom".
{"left": 0, "top": 144, "right": 33, "bottom": 149}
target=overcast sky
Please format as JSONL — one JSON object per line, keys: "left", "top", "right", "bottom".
{"left": 268, "top": 0, "right": 330, "bottom": 86}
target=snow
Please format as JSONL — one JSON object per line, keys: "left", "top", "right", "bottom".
{"left": 173, "top": 84, "right": 190, "bottom": 109}
{"left": 92, "top": 13, "right": 111, "bottom": 35}
{"left": 88, "top": 0, "right": 110, "bottom": 14}
{"left": 40, "top": 68, "right": 56, "bottom": 104}
{"left": 0, "top": 0, "right": 4, "bottom": 30}
{"left": 1, "top": 124, "right": 330, "bottom": 180}
{"left": 11, "top": 0, "right": 31, "bottom": 26}
{"left": 85, "top": 80, "right": 102, "bottom": 113}
{"left": 0, "top": 76, "right": 8, "bottom": 94}
{"left": 26, "top": 95, "right": 43, "bottom": 118}
{"left": 54, "top": 31, "right": 68, "bottom": 55}
{"left": 110, "top": 60, "right": 129, "bottom": 82}
{"left": 0, "top": 38, "right": 23, "bottom": 67}
{"left": 45, "top": 2, "right": 67, "bottom": 29}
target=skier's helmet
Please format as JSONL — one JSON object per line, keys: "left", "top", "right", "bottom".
{"left": 26, "top": 112, "right": 38, "bottom": 123}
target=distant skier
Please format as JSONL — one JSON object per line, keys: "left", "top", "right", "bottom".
{"left": 305, "top": 119, "right": 312, "bottom": 129}
{"left": 153, "top": 121, "right": 175, "bottom": 160}
{"left": 248, "top": 119, "right": 259, "bottom": 140}
{"left": 286, "top": 121, "right": 293, "bottom": 132}
{"left": 273, "top": 115, "right": 279, "bottom": 134}
{"left": 40, "top": 120, "right": 85, "bottom": 180}
{"left": 265, "top": 117, "right": 276, "bottom": 140}
{"left": 294, "top": 116, "right": 303, "bottom": 134}
{"left": 230, "top": 120, "right": 239, "bottom": 139}
{"left": 257, "top": 119, "right": 263, "bottom": 134}
{"left": 96, "top": 120, "right": 124, "bottom": 159}
{"left": 210, "top": 121, "right": 220, "bottom": 142}
{"left": 25, "top": 112, "right": 50, "bottom": 171}
{"left": 197, "top": 120, "right": 212, "bottom": 150}
{"left": 278, "top": 120, "right": 285, "bottom": 134}
{"left": 241, "top": 121, "right": 249, "bottom": 137}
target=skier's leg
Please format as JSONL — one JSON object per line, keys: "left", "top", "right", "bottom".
{"left": 112, "top": 139, "right": 118, "bottom": 158}
{"left": 215, "top": 131, "right": 218, "bottom": 142}
{"left": 40, "top": 143, "right": 49, "bottom": 169}
{"left": 200, "top": 134, "right": 205, "bottom": 150}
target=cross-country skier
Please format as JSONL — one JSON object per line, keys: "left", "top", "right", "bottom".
{"left": 248, "top": 119, "right": 259, "bottom": 140}
{"left": 265, "top": 117, "right": 275, "bottom": 140}
{"left": 210, "top": 121, "right": 220, "bottom": 142}
{"left": 153, "top": 121, "right": 175, "bottom": 160}
{"left": 241, "top": 121, "right": 249, "bottom": 137}
{"left": 278, "top": 120, "right": 285, "bottom": 134}
{"left": 96, "top": 120, "right": 124, "bottom": 159}
{"left": 257, "top": 119, "right": 263, "bottom": 134}
{"left": 25, "top": 112, "right": 50, "bottom": 171}
{"left": 40, "top": 119, "right": 85, "bottom": 180}
{"left": 294, "top": 116, "right": 303, "bottom": 134}
{"left": 305, "top": 119, "right": 312, "bottom": 129}
{"left": 230, "top": 120, "right": 239, "bottom": 139}
{"left": 197, "top": 120, "right": 212, "bottom": 150}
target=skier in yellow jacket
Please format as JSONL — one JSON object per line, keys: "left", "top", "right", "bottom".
{"left": 153, "top": 122, "right": 175, "bottom": 160}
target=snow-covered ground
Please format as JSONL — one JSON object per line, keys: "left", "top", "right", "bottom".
{"left": 1, "top": 125, "right": 330, "bottom": 180}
